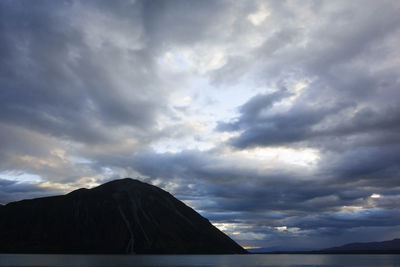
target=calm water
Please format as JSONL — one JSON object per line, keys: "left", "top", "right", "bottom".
{"left": 1, "top": 254, "right": 400, "bottom": 267}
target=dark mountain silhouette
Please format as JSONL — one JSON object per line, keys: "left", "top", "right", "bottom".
{"left": 249, "top": 239, "right": 400, "bottom": 254}
{"left": 0, "top": 178, "right": 246, "bottom": 254}
{"left": 320, "top": 238, "right": 400, "bottom": 253}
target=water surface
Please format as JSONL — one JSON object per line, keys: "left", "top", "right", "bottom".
{"left": 1, "top": 254, "right": 400, "bottom": 267}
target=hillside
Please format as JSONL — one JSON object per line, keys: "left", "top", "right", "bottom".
{"left": 0, "top": 178, "right": 246, "bottom": 254}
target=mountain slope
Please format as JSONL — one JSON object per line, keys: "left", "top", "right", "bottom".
{"left": 321, "top": 238, "right": 400, "bottom": 253}
{"left": 0, "top": 178, "right": 246, "bottom": 254}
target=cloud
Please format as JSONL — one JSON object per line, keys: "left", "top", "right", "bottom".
{"left": 0, "top": 178, "right": 52, "bottom": 204}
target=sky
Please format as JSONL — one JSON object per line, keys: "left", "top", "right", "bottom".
{"left": 1, "top": 0, "right": 400, "bottom": 251}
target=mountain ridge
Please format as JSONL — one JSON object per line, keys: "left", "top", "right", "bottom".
{"left": 320, "top": 238, "right": 400, "bottom": 253}
{"left": 249, "top": 238, "right": 400, "bottom": 254}
{"left": 0, "top": 178, "right": 246, "bottom": 254}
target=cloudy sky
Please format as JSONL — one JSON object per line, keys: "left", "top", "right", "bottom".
{"left": 1, "top": 0, "right": 400, "bottom": 250}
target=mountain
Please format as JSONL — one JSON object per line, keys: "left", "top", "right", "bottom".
{"left": 0, "top": 178, "right": 246, "bottom": 254}
{"left": 320, "top": 238, "right": 400, "bottom": 253}
{"left": 248, "top": 239, "right": 400, "bottom": 254}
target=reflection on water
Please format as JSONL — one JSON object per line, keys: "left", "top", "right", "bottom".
{"left": 0, "top": 254, "right": 400, "bottom": 267}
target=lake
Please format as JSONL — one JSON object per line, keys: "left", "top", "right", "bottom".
{"left": 1, "top": 254, "right": 400, "bottom": 267}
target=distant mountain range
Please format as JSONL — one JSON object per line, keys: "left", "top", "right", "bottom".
{"left": 250, "top": 238, "right": 400, "bottom": 254}
{"left": 319, "top": 238, "right": 400, "bottom": 254}
{"left": 0, "top": 178, "right": 246, "bottom": 254}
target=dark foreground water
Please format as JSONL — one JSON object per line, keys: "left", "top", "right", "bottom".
{"left": 1, "top": 254, "right": 400, "bottom": 267}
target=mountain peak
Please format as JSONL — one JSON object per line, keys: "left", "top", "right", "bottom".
{"left": 0, "top": 178, "right": 246, "bottom": 254}
{"left": 67, "top": 178, "right": 155, "bottom": 197}
{"left": 97, "top": 178, "right": 153, "bottom": 190}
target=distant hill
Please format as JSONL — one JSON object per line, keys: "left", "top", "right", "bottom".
{"left": 320, "top": 238, "right": 400, "bottom": 253}
{"left": 250, "top": 239, "right": 400, "bottom": 254}
{"left": 0, "top": 178, "right": 246, "bottom": 254}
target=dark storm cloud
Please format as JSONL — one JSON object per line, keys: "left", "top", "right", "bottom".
{"left": 0, "top": 0, "right": 235, "bottom": 183}
{"left": 141, "top": 0, "right": 232, "bottom": 47}
{"left": 0, "top": 0, "right": 165, "bottom": 145}
{"left": 0, "top": 0, "right": 239, "bottom": 168}
{"left": 217, "top": 0, "right": 400, "bottom": 150}
{"left": 0, "top": 0, "right": 237, "bottom": 145}
{"left": 220, "top": 96, "right": 348, "bottom": 148}
{"left": 214, "top": 1, "right": 400, "bottom": 227}
{"left": 291, "top": 209, "right": 400, "bottom": 231}
{"left": 322, "top": 145, "right": 400, "bottom": 180}
{"left": 99, "top": 148, "right": 394, "bottom": 216}
{"left": 217, "top": 89, "right": 292, "bottom": 132}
